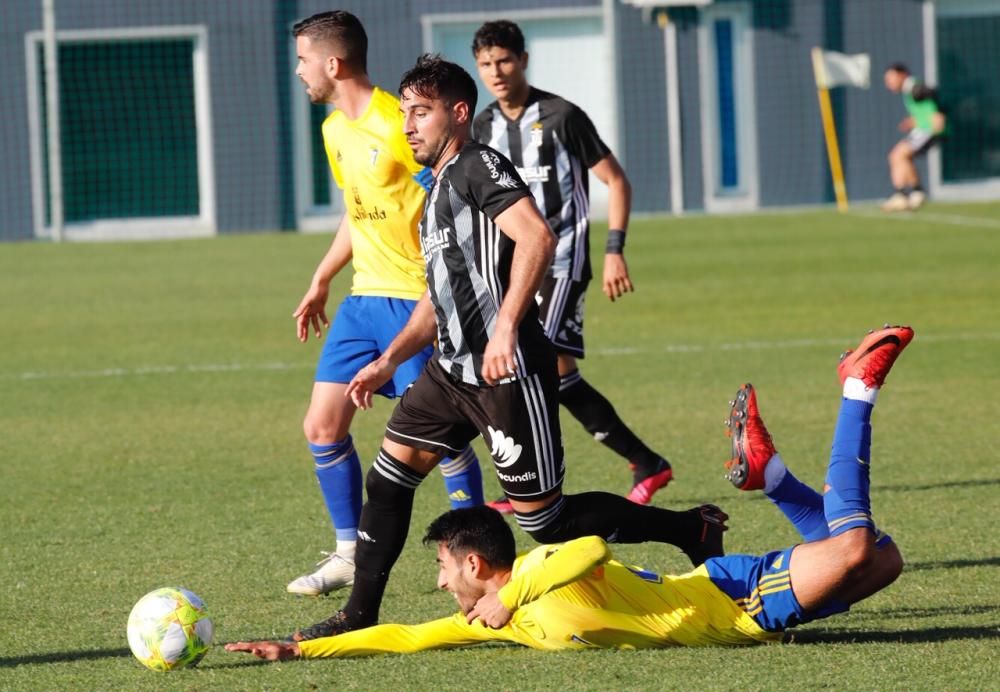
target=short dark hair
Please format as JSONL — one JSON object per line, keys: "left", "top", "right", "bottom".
{"left": 399, "top": 54, "right": 478, "bottom": 114}
{"left": 292, "top": 10, "right": 367, "bottom": 73}
{"left": 471, "top": 20, "right": 525, "bottom": 56}
{"left": 423, "top": 506, "right": 516, "bottom": 570}
{"left": 885, "top": 62, "right": 910, "bottom": 75}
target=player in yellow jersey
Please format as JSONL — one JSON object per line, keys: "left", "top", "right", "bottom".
{"left": 228, "top": 326, "right": 912, "bottom": 658}
{"left": 286, "top": 11, "right": 483, "bottom": 597}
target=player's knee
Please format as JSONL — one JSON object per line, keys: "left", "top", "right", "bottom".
{"left": 364, "top": 453, "right": 424, "bottom": 503}
{"left": 877, "top": 540, "right": 904, "bottom": 585}
{"left": 889, "top": 146, "right": 908, "bottom": 165}
{"left": 514, "top": 495, "right": 571, "bottom": 544}
{"left": 303, "top": 412, "right": 348, "bottom": 445}
{"left": 838, "top": 530, "right": 878, "bottom": 575}
{"left": 524, "top": 522, "right": 567, "bottom": 545}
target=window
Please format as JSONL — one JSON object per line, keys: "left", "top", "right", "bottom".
{"left": 292, "top": 78, "right": 342, "bottom": 232}
{"left": 698, "top": 2, "right": 759, "bottom": 211}
{"left": 937, "top": 12, "right": 1000, "bottom": 182}
{"left": 27, "top": 27, "right": 215, "bottom": 239}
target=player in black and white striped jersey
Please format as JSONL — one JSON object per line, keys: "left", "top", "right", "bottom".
{"left": 471, "top": 21, "right": 673, "bottom": 508}
{"left": 289, "top": 55, "right": 727, "bottom": 643}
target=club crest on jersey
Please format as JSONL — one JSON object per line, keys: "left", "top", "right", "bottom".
{"left": 529, "top": 122, "right": 544, "bottom": 147}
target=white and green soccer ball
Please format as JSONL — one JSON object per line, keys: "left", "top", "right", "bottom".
{"left": 126, "top": 587, "right": 214, "bottom": 672}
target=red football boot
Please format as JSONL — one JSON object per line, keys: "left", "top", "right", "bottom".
{"left": 724, "top": 383, "right": 777, "bottom": 491}
{"left": 627, "top": 460, "right": 673, "bottom": 505}
{"left": 837, "top": 324, "right": 914, "bottom": 388}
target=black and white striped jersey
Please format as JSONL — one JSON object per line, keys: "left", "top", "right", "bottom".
{"left": 420, "top": 141, "right": 555, "bottom": 386}
{"left": 473, "top": 87, "right": 611, "bottom": 283}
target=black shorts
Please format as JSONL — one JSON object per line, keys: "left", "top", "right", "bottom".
{"left": 385, "top": 359, "right": 565, "bottom": 500}
{"left": 538, "top": 275, "right": 587, "bottom": 358}
{"left": 902, "top": 129, "right": 939, "bottom": 157}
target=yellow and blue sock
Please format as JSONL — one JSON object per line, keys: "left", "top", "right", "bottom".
{"left": 762, "top": 455, "right": 829, "bottom": 542}
{"left": 310, "top": 437, "right": 363, "bottom": 543}
{"left": 439, "top": 447, "right": 484, "bottom": 509}
{"left": 824, "top": 379, "right": 877, "bottom": 536}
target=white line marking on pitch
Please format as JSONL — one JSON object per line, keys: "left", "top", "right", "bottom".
{"left": 4, "top": 361, "right": 311, "bottom": 381}
{"left": 5, "top": 332, "right": 998, "bottom": 381}
{"left": 594, "top": 331, "right": 1000, "bottom": 357}
{"left": 852, "top": 210, "right": 1000, "bottom": 229}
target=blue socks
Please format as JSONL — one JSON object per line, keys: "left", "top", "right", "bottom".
{"left": 439, "top": 447, "right": 484, "bottom": 509}
{"left": 824, "top": 396, "right": 876, "bottom": 536}
{"left": 313, "top": 439, "right": 482, "bottom": 538}
{"left": 310, "top": 437, "right": 363, "bottom": 542}
{"left": 765, "top": 461, "right": 829, "bottom": 542}
{"left": 763, "top": 381, "right": 882, "bottom": 542}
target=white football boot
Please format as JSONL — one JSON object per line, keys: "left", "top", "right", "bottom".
{"left": 907, "top": 190, "right": 926, "bottom": 210}
{"left": 881, "top": 192, "right": 909, "bottom": 212}
{"left": 287, "top": 552, "right": 355, "bottom": 595}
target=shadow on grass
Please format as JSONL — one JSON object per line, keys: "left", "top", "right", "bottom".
{"left": 905, "top": 556, "right": 1000, "bottom": 571}
{"left": 852, "top": 603, "right": 1000, "bottom": 620}
{"left": 0, "top": 647, "right": 132, "bottom": 667}
{"left": 0, "top": 646, "right": 271, "bottom": 670}
{"left": 879, "top": 477, "right": 1000, "bottom": 493}
{"left": 789, "top": 623, "right": 1000, "bottom": 645}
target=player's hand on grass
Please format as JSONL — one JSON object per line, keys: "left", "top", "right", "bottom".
{"left": 293, "top": 282, "right": 330, "bottom": 342}
{"left": 602, "top": 253, "right": 634, "bottom": 302}
{"left": 346, "top": 357, "right": 397, "bottom": 409}
{"left": 224, "top": 641, "right": 300, "bottom": 661}
{"left": 467, "top": 592, "right": 512, "bottom": 629}
{"left": 482, "top": 323, "right": 517, "bottom": 385}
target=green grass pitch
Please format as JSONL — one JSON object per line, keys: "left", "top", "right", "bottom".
{"left": 1, "top": 203, "right": 998, "bottom": 690}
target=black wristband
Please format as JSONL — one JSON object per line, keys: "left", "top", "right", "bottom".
{"left": 605, "top": 229, "right": 626, "bottom": 254}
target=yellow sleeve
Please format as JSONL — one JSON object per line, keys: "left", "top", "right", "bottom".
{"left": 498, "top": 536, "right": 611, "bottom": 613}
{"left": 322, "top": 115, "right": 344, "bottom": 190}
{"left": 297, "top": 613, "right": 506, "bottom": 659}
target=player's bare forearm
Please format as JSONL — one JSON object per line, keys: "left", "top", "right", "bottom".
{"left": 591, "top": 154, "right": 635, "bottom": 301}
{"left": 346, "top": 293, "right": 436, "bottom": 408}
{"left": 313, "top": 215, "right": 353, "bottom": 285}
{"left": 294, "top": 217, "right": 354, "bottom": 341}
{"left": 591, "top": 154, "right": 632, "bottom": 234}
{"left": 383, "top": 292, "right": 437, "bottom": 365}
{"left": 488, "top": 198, "right": 555, "bottom": 382}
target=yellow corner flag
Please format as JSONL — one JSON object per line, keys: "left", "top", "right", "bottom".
{"left": 811, "top": 48, "right": 870, "bottom": 213}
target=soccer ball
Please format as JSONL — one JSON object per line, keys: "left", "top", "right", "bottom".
{"left": 126, "top": 587, "right": 214, "bottom": 671}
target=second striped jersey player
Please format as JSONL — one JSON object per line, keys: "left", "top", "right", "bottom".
{"left": 471, "top": 20, "right": 674, "bottom": 509}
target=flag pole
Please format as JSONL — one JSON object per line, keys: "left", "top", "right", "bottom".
{"left": 811, "top": 47, "right": 848, "bottom": 213}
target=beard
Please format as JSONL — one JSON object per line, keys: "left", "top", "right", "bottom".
{"left": 305, "top": 77, "right": 335, "bottom": 104}
{"left": 413, "top": 124, "right": 455, "bottom": 168}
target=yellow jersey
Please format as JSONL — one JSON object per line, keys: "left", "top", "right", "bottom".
{"left": 323, "top": 86, "right": 428, "bottom": 300}
{"left": 298, "top": 537, "right": 779, "bottom": 659}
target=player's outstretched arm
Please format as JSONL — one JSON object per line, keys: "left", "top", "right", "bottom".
{"left": 485, "top": 197, "right": 556, "bottom": 384}
{"left": 345, "top": 292, "right": 437, "bottom": 409}
{"left": 230, "top": 617, "right": 504, "bottom": 661}
{"left": 590, "top": 154, "right": 634, "bottom": 302}
{"left": 293, "top": 215, "right": 353, "bottom": 342}
{"left": 225, "top": 641, "right": 300, "bottom": 661}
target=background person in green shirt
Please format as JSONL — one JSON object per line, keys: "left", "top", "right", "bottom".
{"left": 882, "top": 63, "right": 946, "bottom": 212}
